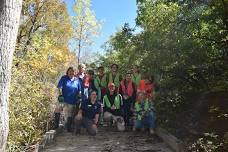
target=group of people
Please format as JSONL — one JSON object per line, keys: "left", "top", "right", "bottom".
{"left": 55, "top": 63, "right": 156, "bottom": 136}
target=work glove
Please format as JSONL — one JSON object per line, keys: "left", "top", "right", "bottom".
{"left": 58, "top": 95, "right": 64, "bottom": 103}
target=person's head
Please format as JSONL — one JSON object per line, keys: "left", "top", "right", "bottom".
{"left": 137, "top": 92, "right": 145, "bottom": 102}
{"left": 66, "top": 67, "right": 75, "bottom": 79}
{"left": 125, "top": 71, "right": 132, "bottom": 82}
{"left": 87, "top": 70, "right": 95, "bottom": 79}
{"left": 89, "top": 91, "right": 97, "bottom": 102}
{"left": 132, "top": 65, "right": 140, "bottom": 74}
{"left": 143, "top": 74, "right": 154, "bottom": 83}
{"left": 98, "top": 66, "right": 104, "bottom": 75}
{"left": 110, "top": 63, "right": 118, "bottom": 73}
{"left": 108, "top": 82, "right": 115, "bottom": 94}
{"left": 78, "top": 63, "right": 86, "bottom": 73}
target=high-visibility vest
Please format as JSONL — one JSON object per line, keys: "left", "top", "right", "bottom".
{"left": 103, "top": 94, "right": 122, "bottom": 109}
{"left": 120, "top": 80, "right": 134, "bottom": 97}
{"left": 94, "top": 75, "right": 107, "bottom": 89}
{"left": 108, "top": 73, "right": 121, "bottom": 87}
{"left": 137, "top": 80, "right": 154, "bottom": 98}
{"left": 135, "top": 100, "right": 150, "bottom": 120}
{"left": 132, "top": 73, "right": 141, "bottom": 87}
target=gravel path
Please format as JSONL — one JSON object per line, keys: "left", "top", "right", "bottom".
{"left": 42, "top": 127, "right": 173, "bottom": 152}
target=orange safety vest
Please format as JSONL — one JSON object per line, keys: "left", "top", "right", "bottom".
{"left": 138, "top": 80, "right": 154, "bottom": 98}
{"left": 120, "top": 80, "right": 134, "bottom": 97}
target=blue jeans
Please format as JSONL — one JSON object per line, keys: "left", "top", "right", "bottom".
{"left": 135, "top": 111, "right": 155, "bottom": 129}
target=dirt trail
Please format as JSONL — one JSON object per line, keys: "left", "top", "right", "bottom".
{"left": 42, "top": 127, "right": 173, "bottom": 152}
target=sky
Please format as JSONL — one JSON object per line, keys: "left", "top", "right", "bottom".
{"left": 65, "top": 0, "right": 138, "bottom": 55}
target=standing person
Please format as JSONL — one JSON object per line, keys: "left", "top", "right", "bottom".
{"left": 94, "top": 66, "right": 107, "bottom": 125}
{"left": 107, "top": 63, "right": 122, "bottom": 92}
{"left": 103, "top": 83, "right": 125, "bottom": 131}
{"left": 57, "top": 67, "right": 81, "bottom": 132}
{"left": 75, "top": 63, "right": 86, "bottom": 102}
{"left": 133, "top": 92, "right": 156, "bottom": 134}
{"left": 76, "top": 63, "right": 86, "bottom": 93}
{"left": 119, "top": 71, "right": 136, "bottom": 126}
{"left": 94, "top": 66, "right": 107, "bottom": 101}
{"left": 76, "top": 63, "right": 86, "bottom": 81}
{"left": 132, "top": 65, "right": 142, "bottom": 89}
{"left": 82, "top": 70, "right": 97, "bottom": 101}
{"left": 137, "top": 74, "right": 155, "bottom": 101}
{"left": 74, "top": 91, "right": 101, "bottom": 136}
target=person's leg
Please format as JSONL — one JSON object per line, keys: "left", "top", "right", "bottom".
{"left": 74, "top": 103, "right": 81, "bottom": 117}
{"left": 63, "top": 103, "right": 69, "bottom": 123}
{"left": 113, "top": 116, "right": 125, "bottom": 131}
{"left": 54, "top": 113, "right": 60, "bottom": 129}
{"left": 134, "top": 120, "right": 144, "bottom": 130}
{"left": 97, "top": 89, "right": 101, "bottom": 101}
{"left": 144, "top": 112, "right": 156, "bottom": 129}
{"left": 144, "top": 112, "right": 156, "bottom": 134}
{"left": 126, "top": 99, "right": 133, "bottom": 126}
{"left": 83, "top": 88, "right": 89, "bottom": 100}
{"left": 123, "top": 99, "right": 127, "bottom": 125}
{"left": 74, "top": 118, "right": 83, "bottom": 134}
{"left": 82, "top": 117, "right": 97, "bottom": 136}
{"left": 65, "top": 104, "right": 74, "bottom": 132}
{"left": 98, "top": 101, "right": 104, "bottom": 125}
{"left": 103, "top": 112, "right": 112, "bottom": 125}
{"left": 54, "top": 103, "right": 62, "bottom": 129}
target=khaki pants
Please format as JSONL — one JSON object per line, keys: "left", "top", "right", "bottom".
{"left": 63, "top": 103, "right": 80, "bottom": 120}
{"left": 104, "top": 112, "right": 125, "bottom": 131}
{"left": 63, "top": 104, "right": 74, "bottom": 119}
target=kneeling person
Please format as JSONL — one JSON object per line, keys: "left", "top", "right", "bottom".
{"left": 103, "top": 83, "right": 125, "bottom": 131}
{"left": 133, "top": 92, "right": 156, "bottom": 134}
{"left": 75, "top": 91, "right": 101, "bottom": 136}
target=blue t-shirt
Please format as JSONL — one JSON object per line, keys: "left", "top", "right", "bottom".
{"left": 57, "top": 75, "right": 81, "bottom": 105}
{"left": 81, "top": 100, "right": 101, "bottom": 120}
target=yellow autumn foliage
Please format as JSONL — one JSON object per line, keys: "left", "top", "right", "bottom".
{"left": 7, "top": 0, "right": 77, "bottom": 151}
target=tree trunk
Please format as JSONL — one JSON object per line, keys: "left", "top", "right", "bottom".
{"left": 0, "top": 0, "right": 22, "bottom": 151}
{"left": 78, "top": 39, "right": 81, "bottom": 64}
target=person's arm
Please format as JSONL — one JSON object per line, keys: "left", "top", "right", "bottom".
{"left": 103, "top": 96, "right": 112, "bottom": 113}
{"left": 78, "top": 79, "right": 82, "bottom": 96}
{"left": 103, "top": 97, "right": 107, "bottom": 112}
{"left": 58, "top": 89, "right": 62, "bottom": 96}
{"left": 57, "top": 76, "right": 64, "bottom": 95}
{"left": 119, "top": 82, "right": 123, "bottom": 96}
{"left": 76, "top": 102, "right": 85, "bottom": 120}
{"left": 130, "top": 83, "right": 137, "bottom": 111}
{"left": 94, "top": 77, "right": 100, "bottom": 90}
{"left": 78, "top": 77, "right": 83, "bottom": 92}
{"left": 118, "top": 94, "right": 124, "bottom": 116}
{"left": 132, "top": 83, "right": 137, "bottom": 105}
{"left": 94, "top": 114, "right": 99, "bottom": 125}
{"left": 119, "top": 74, "right": 123, "bottom": 82}
{"left": 151, "top": 83, "right": 155, "bottom": 100}
{"left": 76, "top": 109, "right": 83, "bottom": 120}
